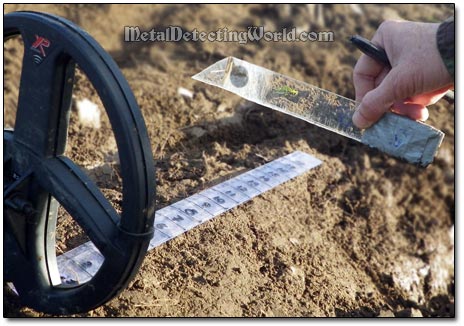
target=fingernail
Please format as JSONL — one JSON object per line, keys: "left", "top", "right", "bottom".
{"left": 352, "top": 108, "right": 372, "bottom": 129}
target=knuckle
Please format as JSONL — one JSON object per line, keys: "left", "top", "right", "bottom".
{"left": 376, "top": 21, "right": 392, "bottom": 37}
{"left": 352, "top": 70, "right": 363, "bottom": 85}
{"left": 360, "top": 93, "right": 385, "bottom": 121}
{"left": 375, "top": 20, "right": 401, "bottom": 45}
{"left": 352, "top": 57, "right": 364, "bottom": 74}
{"left": 379, "top": 20, "right": 394, "bottom": 29}
{"left": 352, "top": 62, "right": 375, "bottom": 87}
{"left": 378, "top": 20, "right": 401, "bottom": 33}
{"left": 377, "top": 20, "right": 389, "bottom": 32}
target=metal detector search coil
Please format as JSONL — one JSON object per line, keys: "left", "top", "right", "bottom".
{"left": 4, "top": 11, "right": 155, "bottom": 314}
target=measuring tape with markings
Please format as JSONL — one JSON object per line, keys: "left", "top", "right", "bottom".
{"left": 56, "top": 151, "right": 322, "bottom": 284}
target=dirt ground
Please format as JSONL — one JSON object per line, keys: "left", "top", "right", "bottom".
{"left": 3, "top": 4, "right": 454, "bottom": 317}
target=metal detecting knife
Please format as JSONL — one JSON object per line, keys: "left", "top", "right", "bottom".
{"left": 193, "top": 57, "right": 444, "bottom": 167}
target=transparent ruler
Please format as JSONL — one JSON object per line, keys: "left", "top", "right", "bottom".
{"left": 193, "top": 57, "right": 444, "bottom": 167}
{"left": 56, "top": 151, "right": 322, "bottom": 285}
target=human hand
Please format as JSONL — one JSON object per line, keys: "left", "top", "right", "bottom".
{"left": 352, "top": 20, "right": 454, "bottom": 129}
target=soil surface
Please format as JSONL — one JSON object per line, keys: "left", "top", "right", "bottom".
{"left": 4, "top": 4, "right": 454, "bottom": 317}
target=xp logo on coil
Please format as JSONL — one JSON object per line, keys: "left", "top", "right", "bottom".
{"left": 30, "top": 34, "right": 51, "bottom": 65}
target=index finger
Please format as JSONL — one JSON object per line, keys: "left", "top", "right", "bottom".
{"left": 353, "top": 54, "right": 385, "bottom": 102}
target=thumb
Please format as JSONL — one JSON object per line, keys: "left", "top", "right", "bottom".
{"left": 353, "top": 66, "right": 411, "bottom": 129}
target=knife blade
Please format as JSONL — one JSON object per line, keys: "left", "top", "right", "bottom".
{"left": 192, "top": 56, "right": 444, "bottom": 166}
